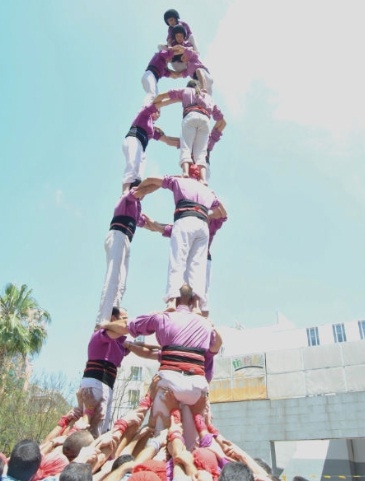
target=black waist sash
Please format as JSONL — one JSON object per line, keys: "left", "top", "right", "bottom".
{"left": 109, "top": 215, "right": 137, "bottom": 242}
{"left": 83, "top": 359, "right": 117, "bottom": 389}
{"left": 146, "top": 65, "right": 160, "bottom": 81}
{"left": 174, "top": 199, "right": 208, "bottom": 222}
{"left": 125, "top": 126, "right": 149, "bottom": 151}
{"left": 160, "top": 345, "right": 205, "bottom": 376}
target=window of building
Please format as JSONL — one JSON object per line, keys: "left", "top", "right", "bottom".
{"left": 306, "top": 327, "right": 320, "bottom": 346}
{"left": 358, "top": 320, "right": 365, "bottom": 340}
{"left": 332, "top": 323, "right": 347, "bottom": 343}
{"left": 130, "top": 366, "right": 142, "bottom": 381}
{"left": 128, "top": 389, "right": 140, "bottom": 407}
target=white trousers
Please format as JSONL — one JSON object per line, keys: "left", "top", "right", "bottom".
{"left": 141, "top": 71, "right": 158, "bottom": 107}
{"left": 77, "top": 377, "right": 113, "bottom": 438}
{"left": 200, "top": 258, "right": 212, "bottom": 312}
{"left": 122, "top": 136, "right": 146, "bottom": 184}
{"left": 152, "top": 370, "right": 209, "bottom": 451}
{"left": 95, "top": 230, "right": 130, "bottom": 325}
{"left": 164, "top": 217, "right": 208, "bottom": 302}
{"left": 180, "top": 111, "right": 210, "bottom": 167}
{"left": 196, "top": 69, "right": 214, "bottom": 95}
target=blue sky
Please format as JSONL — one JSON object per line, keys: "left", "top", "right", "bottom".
{"left": 1, "top": 0, "right": 365, "bottom": 389}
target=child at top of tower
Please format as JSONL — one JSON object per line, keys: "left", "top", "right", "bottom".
{"left": 158, "top": 9, "right": 199, "bottom": 54}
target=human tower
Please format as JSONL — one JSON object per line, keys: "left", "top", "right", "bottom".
{"left": 76, "top": 8, "right": 228, "bottom": 450}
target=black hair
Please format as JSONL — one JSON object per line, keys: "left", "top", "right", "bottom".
{"left": 60, "top": 463, "right": 92, "bottom": 481}
{"left": 111, "top": 454, "right": 134, "bottom": 471}
{"left": 219, "top": 462, "right": 254, "bottom": 481}
{"left": 130, "top": 179, "right": 142, "bottom": 189}
{"left": 172, "top": 24, "right": 187, "bottom": 39}
{"left": 7, "top": 439, "right": 42, "bottom": 481}
{"left": 164, "top": 9, "right": 179, "bottom": 25}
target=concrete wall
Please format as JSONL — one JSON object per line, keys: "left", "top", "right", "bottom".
{"left": 211, "top": 391, "right": 365, "bottom": 475}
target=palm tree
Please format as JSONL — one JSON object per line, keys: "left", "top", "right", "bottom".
{"left": 0, "top": 283, "right": 51, "bottom": 382}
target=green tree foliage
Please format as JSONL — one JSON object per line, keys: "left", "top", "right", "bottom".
{"left": 0, "top": 373, "right": 72, "bottom": 455}
{"left": 0, "top": 283, "right": 67, "bottom": 454}
{"left": 0, "top": 283, "right": 51, "bottom": 375}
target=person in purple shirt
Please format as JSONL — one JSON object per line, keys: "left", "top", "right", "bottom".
{"left": 153, "top": 80, "right": 225, "bottom": 184}
{"left": 163, "top": 9, "right": 199, "bottom": 52}
{"left": 102, "top": 284, "right": 223, "bottom": 451}
{"left": 95, "top": 183, "right": 146, "bottom": 327}
{"left": 77, "top": 307, "right": 130, "bottom": 438}
{"left": 141, "top": 48, "right": 183, "bottom": 107}
{"left": 143, "top": 210, "right": 228, "bottom": 318}
{"left": 122, "top": 104, "right": 179, "bottom": 195}
{"left": 134, "top": 165, "right": 226, "bottom": 312}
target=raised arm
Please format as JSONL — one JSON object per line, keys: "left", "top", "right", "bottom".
{"left": 133, "top": 177, "right": 164, "bottom": 199}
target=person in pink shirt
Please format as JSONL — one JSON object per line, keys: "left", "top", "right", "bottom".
{"left": 141, "top": 48, "right": 182, "bottom": 107}
{"left": 95, "top": 184, "right": 146, "bottom": 327}
{"left": 153, "top": 80, "right": 225, "bottom": 184}
{"left": 122, "top": 104, "right": 179, "bottom": 195}
{"left": 143, "top": 212, "right": 228, "bottom": 317}
{"left": 101, "top": 284, "right": 223, "bottom": 451}
{"left": 134, "top": 165, "right": 226, "bottom": 312}
{"left": 162, "top": 9, "right": 199, "bottom": 53}
{"left": 77, "top": 307, "right": 130, "bottom": 438}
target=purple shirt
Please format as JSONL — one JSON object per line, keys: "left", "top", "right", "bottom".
{"left": 130, "top": 104, "right": 163, "bottom": 141}
{"left": 128, "top": 305, "right": 216, "bottom": 381}
{"left": 87, "top": 330, "right": 129, "bottom": 368}
{"left": 112, "top": 188, "right": 145, "bottom": 227}
{"left": 180, "top": 49, "right": 207, "bottom": 78}
{"left": 161, "top": 176, "right": 219, "bottom": 210}
{"left": 168, "top": 88, "right": 223, "bottom": 121}
{"left": 146, "top": 49, "right": 174, "bottom": 79}
{"left": 208, "top": 217, "right": 227, "bottom": 250}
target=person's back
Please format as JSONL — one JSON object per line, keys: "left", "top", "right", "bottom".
{"left": 5, "top": 439, "right": 41, "bottom": 481}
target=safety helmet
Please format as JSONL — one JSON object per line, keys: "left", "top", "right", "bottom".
{"left": 164, "top": 9, "right": 180, "bottom": 25}
{"left": 172, "top": 24, "right": 187, "bottom": 39}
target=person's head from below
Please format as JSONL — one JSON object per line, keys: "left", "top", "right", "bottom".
{"left": 111, "top": 454, "right": 134, "bottom": 472}
{"left": 172, "top": 24, "right": 187, "bottom": 44}
{"left": 177, "top": 283, "right": 193, "bottom": 306}
{"left": 7, "top": 439, "right": 42, "bottom": 481}
{"left": 62, "top": 431, "right": 94, "bottom": 461}
{"left": 188, "top": 163, "right": 201, "bottom": 180}
{"left": 187, "top": 79, "right": 202, "bottom": 96}
{"left": 164, "top": 9, "right": 179, "bottom": 27}
{"left": 111, "top": 306, "right": 128, "bottom": 323}
{"left": 59, "top": 462, "right": 92, "bottom": 481}
{"left": 218, "top": 462, "right": 254, "bottom": 481}
{"left": 130, "top": 179, "right": 142, "bottom": 189}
